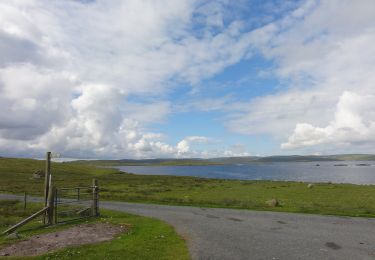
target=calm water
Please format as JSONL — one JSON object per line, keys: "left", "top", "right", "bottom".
{"left": 114, "top": 161, "right": 375, "bottom": 185}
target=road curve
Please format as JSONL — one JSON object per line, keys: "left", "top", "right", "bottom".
{"left": 1, "top": 194, "right": 374, "bottom": 260}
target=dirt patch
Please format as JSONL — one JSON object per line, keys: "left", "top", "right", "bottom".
{"left": 0, "top": 223, "right": 127, "bottom": 257}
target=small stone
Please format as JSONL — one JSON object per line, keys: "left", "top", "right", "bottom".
{"left": 266, "top": 199, "right": 279, "bottom": 207}
{"left": 307, "top": 183, "right": 314, "bottom": 189}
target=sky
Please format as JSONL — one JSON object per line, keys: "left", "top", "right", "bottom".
{"left": 0, "top": 0, "right": 375, "bottom": 159}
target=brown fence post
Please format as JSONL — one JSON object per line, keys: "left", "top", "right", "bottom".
{"left": 47, "top": 185, "right": 56, "bottom": 225}
{"left": 54, "top": 188, "right": 58, "bottom": 224}
{"left": 92, "top": 179, "right": 99, "bottom": 217}
{"left": 23, "top": 192, "right": 27, "bottom": 211}
{"left": 43, "top": 152, "right": 51, "bottom": 224}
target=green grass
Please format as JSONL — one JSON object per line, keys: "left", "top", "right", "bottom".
{"left": 0, "top": 200, "right": 189, "bottom": 260}
{"left": 1, "top": 157, "right": 375, "bottom": 217}
{"left": 0, "top": 200, "right": 45, "bottom": 235}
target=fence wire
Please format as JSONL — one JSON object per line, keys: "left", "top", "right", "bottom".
{"left": 54, "top": 186, "right": 95, "bottom": 224}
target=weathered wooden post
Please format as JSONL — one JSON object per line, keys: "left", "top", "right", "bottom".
{"left": 77, "top": 187, "right": 80, "bottom": 201}
{"left": 43, "top": 152, "right": 51, "bottom": 224}
{"left": 23, "top": 192, "right": 27, "bottom": 211}
{"left": 92, "top": 179, "right": 99, "bottom": 217}
{"left": 47, "top": 185, "right": 56, "bottom": 225}
{"left": 44, "top": 152, "right": 51, "bottom": 206}
{"left": 54, "top": 188, "right": 58, "bottom": 224}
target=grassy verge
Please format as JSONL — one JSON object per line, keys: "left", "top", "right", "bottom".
{"left": 1, "top": 158, "right": 375, "bottom": 217}
{"left": 0, "top": 200, "right": 189, "bottom": 260}
{"left": 0, "top": 200, "right": 45, "bottom": 237}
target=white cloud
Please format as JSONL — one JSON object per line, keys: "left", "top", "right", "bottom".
{"left": 0, "top": 0, "right": 260, "bottom": 158}
{"left": 0, "top": 64, "right": 76, "bottom": 140}
{"left": 222, "top": 144, "right": 251, "bottom": 157}
{"left": 176, "top": 136, "right": 209, "bottom": 156}
{"left": 226, "top": 0, "right": 375, "bottom": 153}
{"left": 175, "top": 136, "right": 252, "bottom": 158}
{"left": 2, "top": 0, "right": 374, "bottom": 157}
{"left": 282, "top": 92, "right": 375, "bottom": 149}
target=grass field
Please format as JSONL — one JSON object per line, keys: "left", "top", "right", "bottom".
{"left": 1, "top": 157, "right": 375, "bottom": 217}
{"left": 0, "top": 200, "right": 189, "bottom": 260}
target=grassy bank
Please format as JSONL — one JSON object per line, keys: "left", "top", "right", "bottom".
{"left": 1, "top": 157, "right": 375, "bottom": 217}
{"left": 0, "top": 200, "right": 189, "bottom": 260}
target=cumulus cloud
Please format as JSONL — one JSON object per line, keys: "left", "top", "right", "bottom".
{"left": 282, "top": 92, "right": 375, "bottom": 149}
{"left": 226, "top": 0, "right": 375, "bottom": 153}
{"left": 175, "top": 137, "right": 251, "bottom": 158}
{"left": 0, "top": 64, "right": 76, "bottom": 140}
{"left": 0, "top": 0, "right": 258, "bottom": 158}
{"left": 176, "top": 136, "right": 209, "bottom": 156}
{"left": 2, "top": 0, "right": 373, "bottom": 157}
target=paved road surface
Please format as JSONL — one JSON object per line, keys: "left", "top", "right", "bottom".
{"left": 1, "top": 194, "right": 374, "bottom": 260}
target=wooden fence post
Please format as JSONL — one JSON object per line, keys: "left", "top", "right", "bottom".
{"left": 43, "top": 152, "right": 51, "bottom": 224}
{"left": 92, "top": 179, "right": 99, "bottom": 217}
{"left": 54, "top": 188, "right": 58, "bottom": 224}
{"left": 23, "top": 192, "right": 27, "bottom": 211}
{"left": 47, "top": 186, "right": 56, "bottom": 225}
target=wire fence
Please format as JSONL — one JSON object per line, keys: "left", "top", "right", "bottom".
{"left": 54, "top": 185, "right": 98, "bottom": 224}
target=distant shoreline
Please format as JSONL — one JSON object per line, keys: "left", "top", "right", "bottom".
{"left": 112, "top": 161, "right": 375, "bottom": 185}
{"left": 67, "top": 154, "right": 375, "bottom": 166}
{"left": 1, "top": 157, "right": 375, "bottom": 218}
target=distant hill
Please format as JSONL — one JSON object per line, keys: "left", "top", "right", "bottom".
{"left": 206, "top": 156, "right": 259, "bottom": 164}
{"left": 69, "top": 154, "right": 375, "bottom": 166}
{"left": 327, "top": 154, "right": 375, "bottom": 161}
{"left": 70, "top": 158, "right": 218, "bottom": 166}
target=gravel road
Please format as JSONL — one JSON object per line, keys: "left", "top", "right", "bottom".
{"left": 1, "top": 194, "right": 374, "bottom": 260}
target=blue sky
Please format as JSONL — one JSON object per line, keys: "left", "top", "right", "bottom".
{"left": 150, "top": 56, "right": 281, "bottom": 155}
{"left": 1, "top": 0, "right": 375, "bottom": 158}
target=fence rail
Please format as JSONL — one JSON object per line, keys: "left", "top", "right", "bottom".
{"left": 54, "top": 180, "right": 99, "bottom": 224}
{"left": 2, "top": 152, "right": 100, "bottom": 235}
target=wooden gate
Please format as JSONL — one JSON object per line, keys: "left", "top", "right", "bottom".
{"left": 2, "top": 152, "right": 99, "bottom": 235}
{"left": 54, "top": 180, "right": 99, "bottom": 224}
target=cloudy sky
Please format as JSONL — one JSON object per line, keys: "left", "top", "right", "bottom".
{"left": 1, "top": 0, "right": 374, "bottom": 159}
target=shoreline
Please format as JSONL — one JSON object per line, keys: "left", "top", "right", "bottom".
{"left": 1, "top": 157, "right": 375, "bottom": 218}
